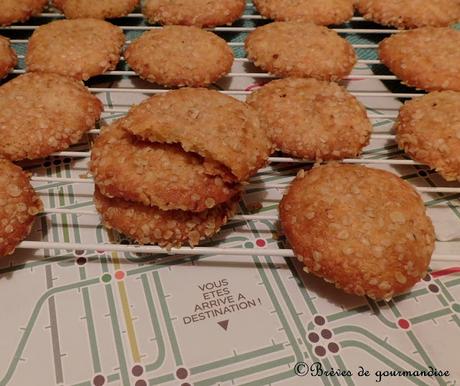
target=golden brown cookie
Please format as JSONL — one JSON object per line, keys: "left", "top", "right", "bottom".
{"left": 0, "top": 72, "right": 103, "bottom": 161}
{"left": 94, "top": 187, "right": 237, "bottom": 248}
{"left": 396, "top": 91, "right": 460, "bottom": 181}
{"left": 53, "top": 0, "right": 139, "bottom": 19}
{"left": 247, "top": 78, "right": 372, "bottom": 160}
{"left": 0, "top": 159, "right": 43, "bottom": 257}
{"left": 245, "top": 22, "right": 356, "bottom": 81}
{"left": 379, "top": 27, "right": 460, "bottom": 92}
{"left": 357, "top": 0, "right": 460, "bottom": 29}
{"left": 0, "top": 0, "right": 48, "bottom": 26}
{"left": 125, "top": 26, "right": 233, "bottom": 87}
{"left": 280, "top": 163, "right": 435, "bottom": 300}
{"left": 26, "top": 19, "right": 125, "bottom": 81}
{"left": 0, "top": 36, "right": 17, "bottom": 79}
{"left": 143, "top": 0, "right": 245, "bottom": 27}
{"left": 253, "top": 0, "right": 354, "bottom": 25}
{"left": 122, "top": 88, "right": 271, "bottom": 181}
{"left": 90, "top": 120, "right": 240, "bottom": 212}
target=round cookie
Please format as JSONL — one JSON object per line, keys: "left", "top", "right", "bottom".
{"left": 379, "top": 27, "right": 460, "bottom": 92}
{"left": 247, "top": 78, "right": 372, "bottom": 160}
{"left": 0, "top": 72, "right": 103, "bottom": 161}
{"left": 143, "top": 0, "right": 245, "bottom": 28}
{"left": 396, "top": 91, "right": 460, "bottom": 181}
{"left": 0, "top": 0, "right": 48, "bottom": 26}
{"left": 0, "top": 36, "right": 17, "bottom": 79}
{"left": 90, "top": 120, "right": 240, "bottom": 212}
{"left": 53, "top": 0, "right": 139, "bottom": 19}
{"left": 0, "top": 159, "right": 43, "bottom": 257}
{"left": 245, "top": 22, "right": 357, "bottom": 81}
{"left": 253, "top": 0, "right": 354, "bottom": 25}
{"left": 279, "top": 163, "right": 435, "bottom": 300}
{"left": 26, "top": 19, "right": 125, "bottom": 81}
{"left": 124, "top": 26, "right": 233, "bottom": 87}
{"left": 357, "top": 0, "right": 460, "bottom": 29}
{"left": 122, "top": 88, "right": 271, "bottom": 181}
{"left": 94, "top": 187, "right": 237, "bottom": 248}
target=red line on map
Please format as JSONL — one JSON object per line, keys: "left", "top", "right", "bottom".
{"left": 431, "top": 267, "right": 460, "bottom": 278}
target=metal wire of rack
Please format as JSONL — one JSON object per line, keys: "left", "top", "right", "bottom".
{"left": 1, "top": 4, "right": 459, "bottom": 262}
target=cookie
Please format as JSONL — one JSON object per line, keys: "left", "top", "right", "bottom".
{"left": 94, "top": 187, "right": 237, "bottom": 248}
{"left": 26, "top": 19, "right": 125, "bottom": 81}
{"left": 0, "top": 36, "right": 17, "bottom": 79}
{"left": 245, "top": 22, "right": 356, "bottom": 81}
{"left": 396, "top": 91, "right": 460, "bottom": 181}
{"left": 122, "top": 88, "right": 271, "bottom": 181}
{"left": 280, "top": 163, "right": 435, "bottom": 300}
{"left": 0, "top": 0, "right": 48, "bottom": 26}
{"left": 253, "top": 0, "right": 354, "bottom": 25}
{"left": 143, "top": 0, "right": 245, "bottom": 27}
{"left": 53, "top": 0, "right": 139, "bottom": 19}
{"left": 125, "top": 26, "right": 233, "bottom": 87}
{"left": 379, "top": 27, "right": 460, "bottom": 92}
{"left": 90, "top": 120, "right": 240, "bottom": 212}
{"left": 0, "top": 159, "right": 43, "bottom": 256}
{"left": 0, "top": 72, "right": 103, "bottom": 161}
{"left": 247, "top": 78, "right": 372, "bottom": 160}
{"left": 357, "top": 0, "right": 460, "bottom": 29}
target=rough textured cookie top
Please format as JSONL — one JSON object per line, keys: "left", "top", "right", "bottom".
{"left": 253, "top": 0, "right": 354, "bottom": 25}
{"left": 379, "top": 27, "right": 460, "bottom": 91}
{"left": 125, "top": 26, "right": 233, "bottom": 87}
{"left": 90, "top": 120, "right": 240, "bottom": 212}
{"left": 143, "top": 0, "right": 246, "bottom": 27}
{"left": 122, "top": 88, "right": 271, "bottom": 182}
{"left": 0, "top": 36, "right": 17, "bottom": 79}
{"left": 26, "top": 18, "right": 125, "bottom": 81}
{"left": 245, "top": 22, "right": 356, "bottom": 81}
{"left": 0, "top": 159, "right": 43, "bottom": 257}
{"left": 53, "top": 0, "right": 139, "bottom": 19}
{"left": 0, "top": 0, "right": 48, "bottom": 26}
{"left": 357, "top": 0, "right": 460, "bottom": 29}
{"left": 0, "top": 72, "right": 103, "bottom": 161}
{"left": 247, "top": 78, "right": 372, "bottom": 160}
{"left": 94, "top": 187, "right": 237, "bottom": 248}
{"left": 396, "top": 91, "right": 460, "bottom": 181}
{"left": 280, "top": 163, "right": 435, "bottom": 300}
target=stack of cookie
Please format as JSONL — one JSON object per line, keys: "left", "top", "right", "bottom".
{"left": 90, "top": 88, "right": 272, "bottom": 248}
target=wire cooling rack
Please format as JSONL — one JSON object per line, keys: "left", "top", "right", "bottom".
{"left": 1, "top": 3, "right": 460, "bottom": 263}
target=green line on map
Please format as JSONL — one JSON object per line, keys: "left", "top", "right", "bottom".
{"left": 334, "top": 325, "right": 429, "bottom": 372}
{"left": 152, "top": 271, "right": 183, "bottom": 366}
{"left": 194, "top": 355, "right": 295, "bottom": 386}
{"left": 0, "top": 278, "right": 100, "bottom": 386}
{"left": 81, "top": 282, "right": 102, "bottom": 374}
{"left": 436, "top": 279, "right": 455, "bottom": 307}
{"left": 327, "top": 305, "right": 369, "bottom": 322}
{"left": 141, "top": 274, "right": 166, "bottom": 373}
{"left": 340, "top": 341, "right": 429, "bottom": 386}
{"left": 252, "top": 257, "right": 303, "bottom": 361}
{"left": 238, "top": 370, "right": 295, "bottom": 386}
{"left": 410, "top": 308, "right": 452, "bottom": 325}
{"left": 104, "top": 284, "right": 130, "bottom": 385}
{"left": 148, "top": 373, "right": 175, "bottom": 385}
{"left": 367, "top": 300, "right": 397, "bottom": 328}
{"left": 190, "top": 343, "right": 284, "bottom": 375}
{"left": 266, "top": 255, "right": 343, "bottom": 386}
{"left": 405, "top": 331, "right": 445, "bottom": 386}
{"left": 334, "top": 356, "right": 355, "bottom": 386}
